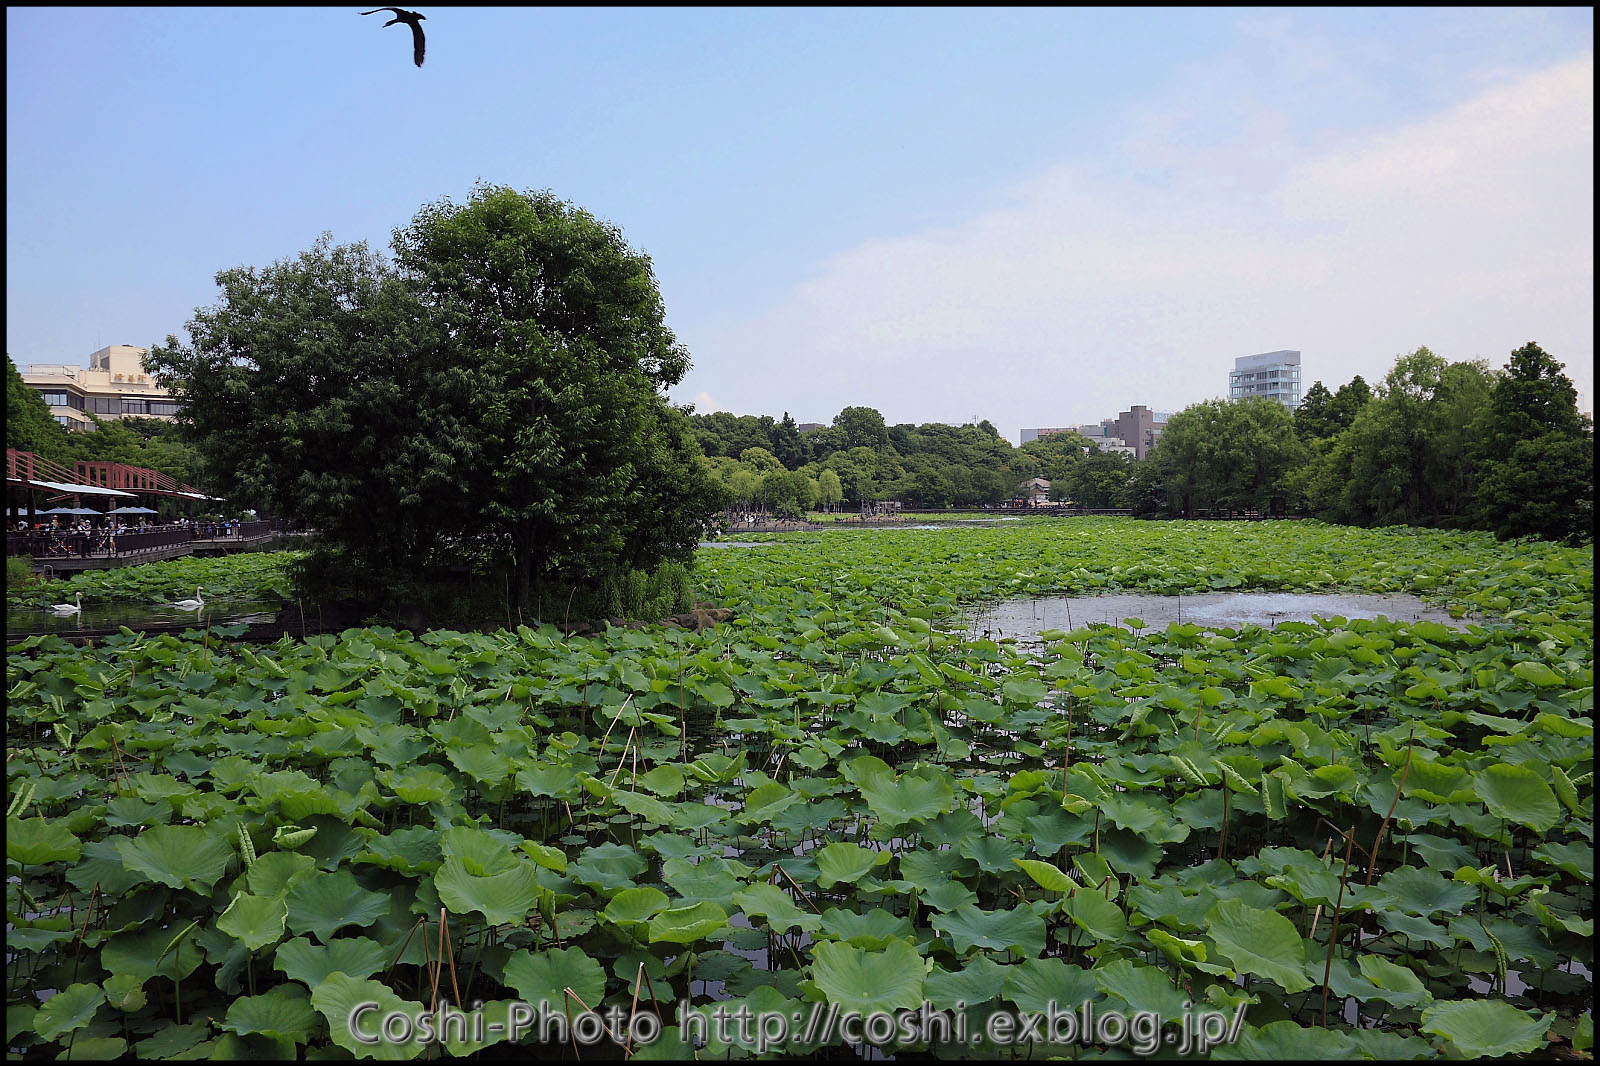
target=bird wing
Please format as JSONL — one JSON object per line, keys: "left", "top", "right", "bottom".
{"left": 410, "top": 19, "right": 425, "bottom": 66}
{"left": 360, "top": 7, "right": 403, "bottom": 14}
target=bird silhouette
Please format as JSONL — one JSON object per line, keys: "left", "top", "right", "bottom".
{"left": 361, "top": 7, "right": 426, "bottom": 67}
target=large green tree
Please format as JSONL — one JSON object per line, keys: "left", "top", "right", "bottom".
{"left": 149, "top": 186, "right": 724, "bottom": 612}
{"left": 1469, "top": 342, "right": 1593, "bottom": 543}
{"left": 1157, "top": 398, "right": 1306, "bottom": 515}
{"left": 1317, "top": 349, "right": 1493, "bottom": 528}
{"left": 6, "top": 354, "right": 68, "bottom": 458}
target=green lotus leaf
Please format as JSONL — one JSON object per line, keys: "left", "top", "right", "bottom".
{"left": 357, "top": 828, "right": 442, "bottom": 875}
{"left": 1420, "top": 1000, "right": 1554, "bottom": 1058}
{"left": 638, "top": 764, "right": 686, "bottom": 797}
{"left": 958, "top": 834, "right": 1025, "bottom": 873}
{"left": 1002, "top": 957, "right": 1098, "bottom": 1013}
{"left": 569, "top": 842, "right": 648, "bottom": 894}
{"left": 1511, "top": 660, "right": 1566, "bottom": 688}
{"left": 932, "top": 902, "right": 1047, "bottom": 956}
{"left": 919, "top": 878, "right": 979, "bottom": 912}
{"left": 515, "top": 763, "right": 581, "bottom": 799}
{"left": 1473, "top": 763, "right": 1561, "bottom": 832}
{"left": 818, "top": 906, "right": 912, "bottom": 948}
{"left": 102, "top": 972, "right": 147, "bottom": 1012}
{"left": 1530, "top": 841, "right": 1593, "bottom": 881}
{"left": 662, "top": 854, "right": 748, "bottom": 903}
{"left": 115, "top": 823, "right": 235, "bottom": 893}
{"left": 811, "top": 938, "right": 925, "bottom": 1015}
{"left": 309, "top": 972, "right": 426, "bottom": 1060}
{"left": 274, "top": 936, "right": 391, "bottom": 986}
{"left": 7, "top": 816, "right": 82, "bottom": 865}
{"left": 382, "top": 766, "right": 459, "bottom": 805}
{"left": 286, "top": 869, "right": 393, "bottom": 942}
{"left": 1355, "top": 955, "right": 1432, "bottom": 1009}
{"left": 62, "top": 1035, "right": 128, "bottom": 1059}
{"left": 924, "top": 955, "right": 1008, "bottom": 1010}
{"left": 1063, "top": 888, "right": 1127, "bottom": 941}
{"left": 503, "top": 946, "right": 607, "bottom": 1011}
{"left": 445, "top": 742, "right": 513, "bottom": 788}
{"left": 1204, "top": 899, "right": 1313, "bottom": 993}
{"left": 648, "top": 900, "right": 728, "bottom": 944}
{"left": 217, "top": 892, "right": 289, "bottom": 952}
{"left": 1092, "top": 958, "right": 1190, "bottom": 1018}
{"left": 1212, "top": 1019, "right": 1359, "bottom": 1059}
{"left": 100, "top": 924, "right": 205, "bottom": 983}
{"left": 219, "top": 984, "right": 319, "bottom": 1042}
{"left": 857, "top": 771, "right": 955, "bottom": 827}
{"left": 435, "top": 855, "right": 544, "bottom": 926}
{"left": 34, "top": 984, "right": 106, "bottom": 1041}
{"left": 1014, "top": 857, "right": 1074, "bottom": 893}
{"left": 246, "top": 850, "right": 319, "bottom": 897}
{"left": 1376, "top": 865, "right": 1478, "bottom": 917}
{"left": 134, "top": 1024, "right": 212, "bottom": 1062}
{"left": 518, "top": 841, "right": 568, "bottom": 873}
{"left": 814, "top": 841, "right": 892, "bottom": 889}
{"left": 733, "top": 883, "right": 821, "bottom": 934}
{"left": 603, "top": 886, "right": 672, "bottom": 927}
{"left": 440, "top": 999, "right": 524, "bottom": 1057}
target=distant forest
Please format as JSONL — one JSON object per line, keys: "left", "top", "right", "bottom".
{"left": 688, "top": 342, "right": 1593, "bottom": 545}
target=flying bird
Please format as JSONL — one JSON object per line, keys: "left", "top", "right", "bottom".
{"left": 361, "top": 7, "right": 426, "bottom": 67}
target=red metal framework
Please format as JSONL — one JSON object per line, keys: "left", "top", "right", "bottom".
{"left": 6, "top": 449, "right": 79, "bottom": 485}
{"left": 74, "top": 460, "right": 205, "bottom": 498}
{"left": 6, "top": 449, "right": 209, "bottom": 500}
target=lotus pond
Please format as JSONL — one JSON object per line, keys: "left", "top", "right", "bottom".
{"left": 6, "top": 518, "right": 1593, "bottom": 1059}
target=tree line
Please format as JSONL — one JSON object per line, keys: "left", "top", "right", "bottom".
{"left": 689, "top": 406, "right": 1121, "bottom": 516}
{"left": 694, "top": 342, "right": 1591, "bottom": 545}
{"left": 1075, "top": 343, "right": 1589, "bottom": 545}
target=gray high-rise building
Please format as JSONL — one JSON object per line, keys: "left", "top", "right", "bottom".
{"left": 1229, "top": 350, "right": 1302, "bottom": 409}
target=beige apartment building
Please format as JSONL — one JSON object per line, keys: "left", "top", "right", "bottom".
{"left": 22, "top": 345, "right": 179, "bottom": 431}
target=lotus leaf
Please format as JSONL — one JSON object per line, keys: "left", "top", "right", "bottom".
{"left": 1212, "top": 1020, "right": 1359, "bottom": 1059}
{"left": 603, "top": 886, "right": 671, "bottom": 927}
{"left": 503, "top": 946, "right": 607, "bottom": 1011}
{"left": 1093, "top": 958, "right": 1191, "bottom": 1018}
{"left": 810, "top": 938, "right": 925, "bottom": 1015}
{"left": 814, "top": 841, "right": 892, "bottom": 888}
{"left": 733, "top": 883, "right": 821, "bottom": 934}
{"left": 274, "top": 936, "right": 391, "bottom": 986}
{"left": 309, "top": 972, "right": 427, "bottom": 1060}
{"left": 857, "top": 771, "right": 955, "bottom": 827}
{"left": 219, "top": 984, "right": 319, "bottom": 1042}
{"left": 1062, "top": 887, "right": 1127, "bottom": 941}
{"left": 924, "top": 955, "right": 1008, "bottom": 1010}
{"left": 1474, "top": 763, "right": 1562, "bottom": 832}
{"left": 933, "top": 902, "right": 1048, "bottom": 956}
{"left": 647, "top": 900, "right": 728, "bottom": 944}
{"left": 1421, "top": 1000, "right": 1555, "bottom": 1058}
{"left": 1203, "top": 899, "right": 1313, "bottom": 993}
{"left": 100, "top": 924, "right": 205, "bottom": 983}
{"left": 33, "top": 984, "right": 106, "bottom": 1042}
{"left": 286, "top": 870, "right": 392, "bottom": 942}
{"left": 217, "top": 892, "right": 289, "bottom": 952}
{"left": 1002, "top": 957, "right": 1098, "bottom": 1013}
{"left": 114, "top": 823, "right": 235, "bottom": 893}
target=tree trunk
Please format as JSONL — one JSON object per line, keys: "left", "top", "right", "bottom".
{"left": 514, "top": 519, "right": 533, "bottom": 612}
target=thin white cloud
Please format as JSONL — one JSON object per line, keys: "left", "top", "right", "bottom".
{"left": 675, "top": 54, "right": 1594, "bottom": 436}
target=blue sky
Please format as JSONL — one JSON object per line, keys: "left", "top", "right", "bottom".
{"left": 7, "top": 7, "right": 1593, "bottom": 442}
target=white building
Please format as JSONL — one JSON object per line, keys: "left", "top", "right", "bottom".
{"left": 21, "top": 346, "right": 179, "bottom": 431}
{"left": 1229, "top": 350, "right": 1302, "bottom": 409}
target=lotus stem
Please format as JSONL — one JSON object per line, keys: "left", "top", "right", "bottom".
{"left": 1320, "top": 827, "right": 1356, "bottom": 1028}
{"left": 1365, "top": 727, "right": 1413, "bottom": 887}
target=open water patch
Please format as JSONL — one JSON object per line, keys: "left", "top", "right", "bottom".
{"left": 964, "top": 591, "right": 1475, "bottom": 641}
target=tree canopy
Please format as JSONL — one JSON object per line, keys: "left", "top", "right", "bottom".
{"left": 148, "top": 185, "right": 725, "bottom": 614}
